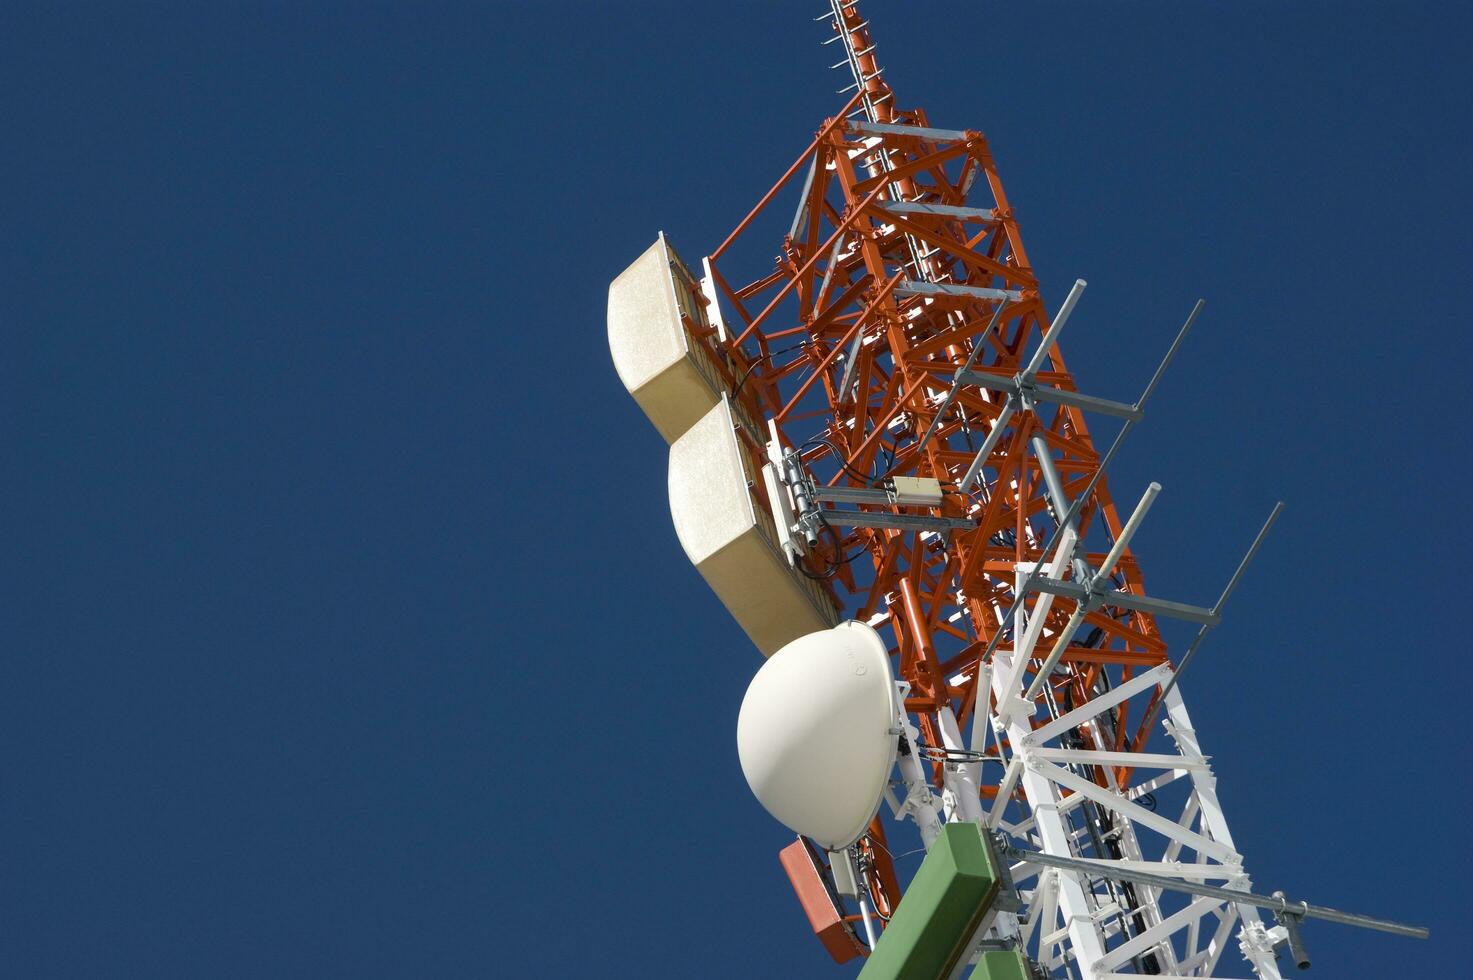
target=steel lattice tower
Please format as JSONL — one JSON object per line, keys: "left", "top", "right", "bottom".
{"left": 605, "top": 3, "right": 1425, "bottom": 977}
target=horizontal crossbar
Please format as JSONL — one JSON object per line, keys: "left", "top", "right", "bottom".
{"left": 879, "top": 200, "right": 995, "bottom": 221}
{"left": 849, "top": 119, "right": 970, "bottom": 142}
{"left": 896, "top": 280, "right": 1024, "bottom": 303}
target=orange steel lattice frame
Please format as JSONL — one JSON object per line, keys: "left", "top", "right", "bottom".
{"left": 704, "top": 44, "right": 1165, "bottom": 780}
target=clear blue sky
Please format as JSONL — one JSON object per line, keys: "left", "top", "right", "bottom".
{"left": 3, "top": 2, "right": 1467, "bottom": 977}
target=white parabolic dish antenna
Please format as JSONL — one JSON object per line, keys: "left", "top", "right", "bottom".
{"left": 736, "top": 621, "right": 900, "bottom": 850}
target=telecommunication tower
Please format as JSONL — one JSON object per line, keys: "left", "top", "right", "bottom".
{"left": 608, "top": 3, "right": 1426, "bottom": 977}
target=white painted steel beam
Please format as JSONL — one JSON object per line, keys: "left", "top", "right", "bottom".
{"left": 1023, "top": 663, "right": 1173, "bottom": 746}
{"left": 1029, "top": 761, "right": 1241, "bottom": 865}
{"left": 1025, "top": 748, "right": 1209, "bottom": 772}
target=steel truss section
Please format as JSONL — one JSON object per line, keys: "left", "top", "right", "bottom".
{"left": 677, "top": 2, "right": 1288, "bottom": 976}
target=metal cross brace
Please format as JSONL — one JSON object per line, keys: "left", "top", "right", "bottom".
{"left": 1025, "top": 577, "right": 1221, "bottom": 627}
{"left": 910, "top": 299, "right": 1010, "bottom": 457}
{"left": 1012, "top": 479, "right": 1163, "bottom": 703}
{"left": 967, "top": 299, "right": 1204, "bottom": 679}
{"left": 958, "top": 278, "right": 1089, "bottom": 492}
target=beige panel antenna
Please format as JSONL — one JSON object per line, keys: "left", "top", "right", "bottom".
{"left": 608, "top": 234, "right": 728, "bottom": 443}
{"left": 668, "top": 397, "right": 839, "bottom": 655}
